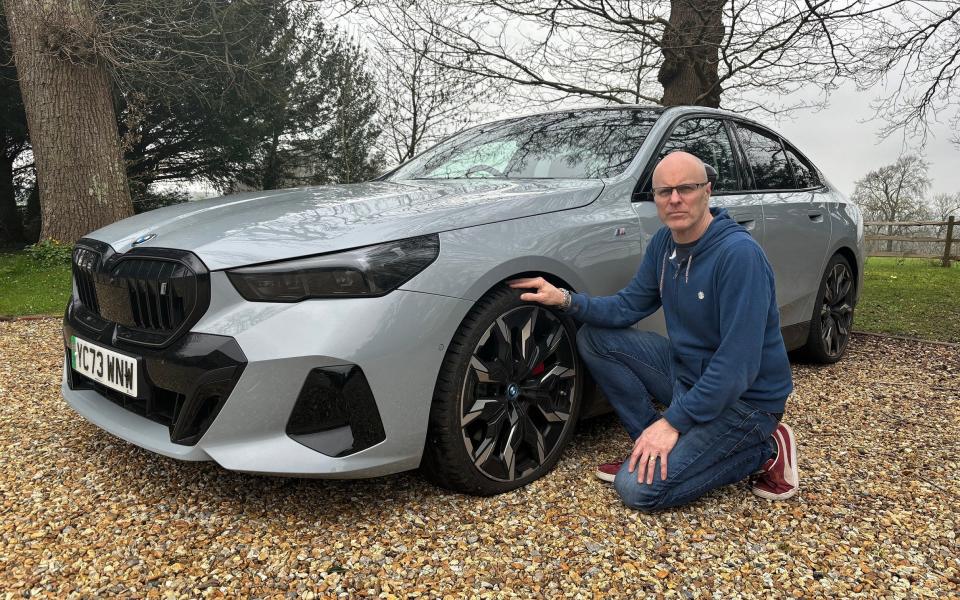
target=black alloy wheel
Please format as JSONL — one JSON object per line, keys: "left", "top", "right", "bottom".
{"left": 421, "top": 285, "right": 582, "bottom": 495}
{"left": 460, "top": 305, "right": 577, "bottom": 482}
{"left": 803, "top": 254, "right": 856, "bottom": 363}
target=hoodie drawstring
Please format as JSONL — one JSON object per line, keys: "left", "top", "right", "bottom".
{"left": 659, "top": 251, "right": 668, "bottom": 294}
{"left": 660, "top": 247, "right": 694, "bottom": 293}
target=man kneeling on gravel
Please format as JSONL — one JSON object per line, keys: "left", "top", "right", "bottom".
{"left": 510, "top": 151, "right": 798, "bottom": 511}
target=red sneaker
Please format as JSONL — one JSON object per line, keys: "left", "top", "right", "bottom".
{"left": 595, "top": 458, "right": 624, "bottom": 483}
{"left": 752, "top": 423, "right": 799, "bottom": 500}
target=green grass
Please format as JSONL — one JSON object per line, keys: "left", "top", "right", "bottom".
{"left": 0, "top": 252, "right": 71, "bottom": 317}
{"left": 856, "top": 256, "right": 960, "bottom": 343}
{"left": 1, "top": 250, "right": 958, "bottom": 343}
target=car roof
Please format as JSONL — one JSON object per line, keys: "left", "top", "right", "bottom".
{"left": 488, "top": 104, "right": 769, "bottom": 130}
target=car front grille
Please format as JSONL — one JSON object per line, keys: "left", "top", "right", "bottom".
{"left": 106, "top": 258, "right": 193, "bottom": 332}
{"left": 71, "top": 239, "right": 210, "bottom": 348}
{"left": 73, "top": 246, "right": 101, "bottom": 314}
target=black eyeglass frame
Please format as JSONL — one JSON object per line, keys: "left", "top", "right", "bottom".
{"left": 651, "top": 181, "right": 710, "bottom": 199}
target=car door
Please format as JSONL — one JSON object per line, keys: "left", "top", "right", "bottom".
{"left": 730, "top": 122, "right": 832, "bottom": 328}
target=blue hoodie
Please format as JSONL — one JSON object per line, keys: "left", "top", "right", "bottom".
{"left": 567, "top": 208, "right": 793, "bottom": 433}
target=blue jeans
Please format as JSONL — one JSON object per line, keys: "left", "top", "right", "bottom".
{"left": 577, "top": 325, "right": 778, "bottom": 511}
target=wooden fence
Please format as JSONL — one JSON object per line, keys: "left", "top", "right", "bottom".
{"left": 865, "top": 216, "right": 956, "bottom": 266}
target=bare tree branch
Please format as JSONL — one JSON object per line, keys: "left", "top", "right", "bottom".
{"left": 361, "top": 3, "right": 504, "bottom": 164}
{"left": 361, "top": 0, "right": 866, "bottom": 116}
{"left": 846, "top": 1, "right": 960, "bottom": 145}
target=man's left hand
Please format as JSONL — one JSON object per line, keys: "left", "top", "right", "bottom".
{"left": 628, "top": 418, "right": 680, "bottom": 484}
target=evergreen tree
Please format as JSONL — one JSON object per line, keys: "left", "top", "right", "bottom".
{"left": 311, "top": 37, "right": 383, "bottom": 185}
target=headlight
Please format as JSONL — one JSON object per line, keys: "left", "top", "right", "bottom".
{"left": 226, "top": 235, "right": 439, "bottom": 302}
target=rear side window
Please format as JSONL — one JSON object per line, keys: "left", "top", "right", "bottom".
{"left": 734, "top": 124, "right": 793, "bottom": 190}
{"left": 657, "top": 118, "right": 739, "bottom": 191}
{"left": 783, "top": 144, "right": 821, "bottom": 189}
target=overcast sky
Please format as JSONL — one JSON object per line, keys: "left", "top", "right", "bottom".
{"left": 756, "top": 83, "right": 959, "bottom": 199}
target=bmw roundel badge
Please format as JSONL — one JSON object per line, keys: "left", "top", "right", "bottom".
{"left": 132, "top": 233, "right": 157, "bottom": 246}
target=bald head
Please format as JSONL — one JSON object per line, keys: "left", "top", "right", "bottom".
{"left": 652, "top": 151, "right": 708, "bottom": 188}
{"left": 651, "top": 151, "right": 714, "bottom": 244}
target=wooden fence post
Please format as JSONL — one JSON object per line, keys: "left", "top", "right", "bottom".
{"left": 944, "top": 216, "right": 956, "bottom": 268}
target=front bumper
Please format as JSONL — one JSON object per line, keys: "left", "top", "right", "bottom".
{"left": 63, "top": 272, "right": 474, "bottom": 477}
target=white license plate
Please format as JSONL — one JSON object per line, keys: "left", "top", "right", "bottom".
{"left": 71, "top": 336, "right": 138, "bottom": 397}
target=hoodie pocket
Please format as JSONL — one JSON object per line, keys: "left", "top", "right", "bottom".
{"left": 673, "top": 353, "right": 704, "bottom": 387}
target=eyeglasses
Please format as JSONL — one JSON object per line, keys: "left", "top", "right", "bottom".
{"left": 652, "top": 182, "right": 709, "bottom": 200}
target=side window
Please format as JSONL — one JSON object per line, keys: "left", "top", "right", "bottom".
{"left": 783, "top": 144, "right": 821, "bottom": 189}
{"left": 734, "top": 124, "right": 794, "bottom": 190}
{"left": 657, "top": 118, "right": 739, "bottom": 191}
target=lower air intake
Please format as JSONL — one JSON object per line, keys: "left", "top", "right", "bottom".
{"left": 286, "top": 365, "right": 386, "bottom": 457}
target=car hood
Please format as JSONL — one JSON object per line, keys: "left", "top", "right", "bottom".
{"left": 87, "top": 178, "right": 604, "bottom": 270}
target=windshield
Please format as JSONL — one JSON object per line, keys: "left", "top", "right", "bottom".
{"left": 387, "top": 109, "right": 659, "bottom": 181}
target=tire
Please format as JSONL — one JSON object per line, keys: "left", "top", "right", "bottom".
{"left": 420, "top": 285, "right": 583, "bottom": 495}
{"left": 802, "top": 253, "right": 856, "bottom": 363}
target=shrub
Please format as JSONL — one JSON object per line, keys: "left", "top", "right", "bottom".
{"left": 25, "top": 239, "right": 73, "bottom": 266}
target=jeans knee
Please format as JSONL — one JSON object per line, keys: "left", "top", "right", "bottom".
{"left": 575, "top": 324, "right": 601, "bottom": 357}
{"left": 614, "top": 468, "right": 665, "bottom": 512}
{"left": 576, "top": 324, "right": 635, "bottom": 355}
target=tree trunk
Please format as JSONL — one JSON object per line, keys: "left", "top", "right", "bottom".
{"left": 0, "top": 154, "right": 23, "bottom": 242}
{"left": 24, "top": 183, "right": 40, "bottom": 242}
{"left": 658, "top": 0, "right": 725, "bottom": 107}
{"left": 3, "top": 0, "right": 132, "bottom": 244}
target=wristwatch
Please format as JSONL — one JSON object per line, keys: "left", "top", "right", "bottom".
{"left": 559, "top": 288, "right": 572, "bottom": 311}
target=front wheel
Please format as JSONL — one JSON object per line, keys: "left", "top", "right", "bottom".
{"left": 802, "top": 253, "right": 856, "bottom": 363}
{"left": 421, "top": 285, "right": 583, "bottom": 495}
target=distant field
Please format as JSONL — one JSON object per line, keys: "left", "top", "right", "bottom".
{"left": 2, "top": 250, "right": 958, "bottom": 343}
{"left": 855, "top": 256, "right": 960, "bottom": 343}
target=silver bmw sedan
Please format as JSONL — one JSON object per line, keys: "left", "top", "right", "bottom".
{"left": 62, "top": 106, "right": 863, "bottom": 495}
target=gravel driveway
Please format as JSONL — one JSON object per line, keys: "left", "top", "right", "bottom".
{"left": 1, "top": 318, "right": 958, "bottom": 598}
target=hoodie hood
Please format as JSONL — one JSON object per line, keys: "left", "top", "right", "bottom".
{"left": 86, "top": 178, "right": 604, "bottom": 270}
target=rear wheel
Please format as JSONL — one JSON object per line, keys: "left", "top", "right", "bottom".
{"left": 802, "top": 253, "right": 856, "bottom": 363}
{"left": 421, "top": 285, "right": 582, "bottom": 495}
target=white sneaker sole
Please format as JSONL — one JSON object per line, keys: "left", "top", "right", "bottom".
{"left": 752, "top": 423, "right": 799, "bottom": 500}
{"left": 594, "top": 469, "right": 616, "bottom": 483}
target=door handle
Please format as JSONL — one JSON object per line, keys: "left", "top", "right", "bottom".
{"left": 736, "top": 219, "right": 756, "bottom": 231}
{"left": 808, "top": 212, "right": 824, "bottom": 223}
